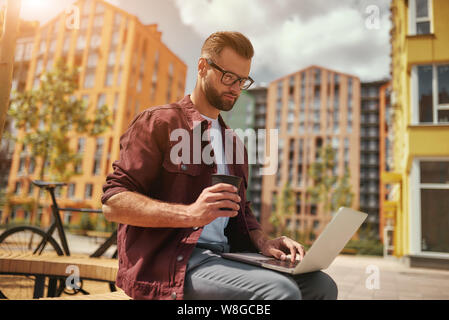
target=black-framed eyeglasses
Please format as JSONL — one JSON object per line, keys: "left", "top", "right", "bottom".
{"left": 206, "top": 58, "right": 254, "bottom": 90}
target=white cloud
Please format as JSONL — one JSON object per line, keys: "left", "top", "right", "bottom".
{"left": 173, "top": 0, "right": 391, "bottom": 84}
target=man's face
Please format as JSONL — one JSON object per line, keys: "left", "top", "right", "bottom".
{"left": 202, "top": 47, "right": 252, "bottom": 112}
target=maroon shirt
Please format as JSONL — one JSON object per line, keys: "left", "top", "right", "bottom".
{"left": 101, "top": 95, "right": 262, "bottom": 300}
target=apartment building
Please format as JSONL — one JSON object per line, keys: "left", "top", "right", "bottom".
{"left": 260, "top": 66, "right": 361, "bottom": 238}
{"left": 2, "top": 0, "right": 187, "bottom": 226}
{"left": 385, "top": 0, "right": 449, "bottom": 267}
{"left": 359, "top": 80, "right": 390, "bottom": 239}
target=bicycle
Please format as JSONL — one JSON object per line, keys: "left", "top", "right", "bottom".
{"left": 0, "top": 180, "right": 117, "bottom": 299}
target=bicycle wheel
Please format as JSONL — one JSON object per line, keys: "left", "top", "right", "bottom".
{"left": 0, "top": 226, "right": 65, "bottom": 299}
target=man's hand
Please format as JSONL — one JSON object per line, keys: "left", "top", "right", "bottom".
{"left": 186, "top": 183, "right": 241, "bottom": 227}
{"left": 259, "top": 236, "right": 306, "bottom": 263}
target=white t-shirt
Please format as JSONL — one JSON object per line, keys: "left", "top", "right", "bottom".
{"left": 197, "top": 113, "right": 230, "bottom": 245}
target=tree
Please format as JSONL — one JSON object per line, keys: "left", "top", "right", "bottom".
{"left": 7, "top": 60, "right": 111, "bottom": 181}
{"left": 6, "top": 60, "right": 111, "bottom": 222}
{"left": 269, "top": 181, "right": 296, "bottom": 238}
{"left": 307, "top": 144, "right": 354, "bottom": 222}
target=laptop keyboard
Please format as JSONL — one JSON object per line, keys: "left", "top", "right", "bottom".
{"left": 258, "top": 258, "right": 300, "bottom": 269}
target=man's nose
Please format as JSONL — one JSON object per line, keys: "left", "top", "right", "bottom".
{"left": 229, "top": 80, "right": 241, "bottom": 94}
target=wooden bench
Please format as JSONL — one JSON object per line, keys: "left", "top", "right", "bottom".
{"left": 39, "top": 289, "right": 131, "bottom": 300}
{"left": 0, "top": 251, "right": 126, "bottom": 299}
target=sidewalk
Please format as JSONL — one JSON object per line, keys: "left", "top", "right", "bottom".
{"left": 324, "top": 254, "right": 449, "bottom": 300}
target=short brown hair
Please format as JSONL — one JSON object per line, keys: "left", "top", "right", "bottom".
{"left": 201, "top": 31, "right": 254, "bottom": 60}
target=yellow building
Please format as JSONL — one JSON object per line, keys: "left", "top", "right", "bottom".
{"left": 385, "top": 0, "right": 449, "bottom": 266}
{"left": 2, "top": 0, "right": 187, "bottom": 227}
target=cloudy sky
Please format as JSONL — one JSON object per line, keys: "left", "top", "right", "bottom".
{"left": 3, "top": 0, "right": 392, "bottom": 93}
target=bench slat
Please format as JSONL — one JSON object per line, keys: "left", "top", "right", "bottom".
{"left": 0, "top": 252, "right": 118, "bottom": 282}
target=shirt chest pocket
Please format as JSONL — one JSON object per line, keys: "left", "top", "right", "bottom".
{"left": 162, "top": 159, "right": 202, "bottom": 177}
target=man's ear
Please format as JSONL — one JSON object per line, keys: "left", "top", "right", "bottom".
{"left": 198, "top": 57, "right": 207, "bottom": 77}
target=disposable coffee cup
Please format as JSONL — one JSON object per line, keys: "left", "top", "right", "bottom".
{"left": 211, "top": 174, "right": 242, "bottom": 211}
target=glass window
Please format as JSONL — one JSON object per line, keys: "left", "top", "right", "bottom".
{"left": 414, "top": 0, "right": 431, "bottom": 35}
{"left": 24, "top": 42, "right": 34, "bottom": 60}
{"left": 421, "top": 188, "right": 449, "bottom": 253}
{"left": 108, "top": 51, "right": 116, "bottom": 66}
{"left": 68, "top": 183, "right": 76, "bottom": 199}
{"left": 93, "top": 15, "right": 103, "bottom": 28}
{"left": 417, "top": 21, "right": 430, "bottom": 34}
{"left": 90, "top": 34, "right": 101, "bottom": 48}
{"left": 418, "top": 65, "right": 433, "bottom": 123}
{"left": 97, "top": 94, "right": 106, "bottom": 109}
{"left": 14, "top": 43, "right": 24, "bottom": 61}
{"left": 416, "top": 0, "right": 429, "bottom": 17}
{"left": 87, "top": 52, "right": 98, "bottom": 67}
{"left": 80, "top": 17, "right": 89, "bottom": 30}
{"left": 105, "top": 68, "right": 114, "bottom": 87}
{"left": 437, "top": 65, "right": 449, "bottom": 105}
{"left": 84, "top": 70, "right": 95, "bottom": 88}
{"left": 84, "top": 183, "right": 93, "bottom": 199}
{"left": 63, "top": 37, "right": 71, "bottom": 53}
{"left": 76, "top": 35, "right": 86, "bottom": 51}
{"left": 93, "top": 138, "right": 104, "bottom": 175}
{"left": 83, "top": 0, "right": 92, "bottom": 15}
{"left": 420, "top": 161, "right": 449, "bottom": 184}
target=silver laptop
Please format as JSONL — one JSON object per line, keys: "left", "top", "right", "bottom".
{"left": 221, "top": 207, "right": 368, "bottom": 274}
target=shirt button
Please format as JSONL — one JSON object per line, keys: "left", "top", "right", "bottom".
{"left": 171, "top": 292, "right": 177, "bottom": 300}
{"left": 177, "top": 255, "right": 184, "bottom": 262}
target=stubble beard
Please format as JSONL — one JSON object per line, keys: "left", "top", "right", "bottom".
{"left": 204, "top": 78, "right": 237, "bottom": 112}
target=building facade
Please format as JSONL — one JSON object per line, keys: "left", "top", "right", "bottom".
{"left": 359, "top": 80, "right": 390, "bottom": 239}
{"left": 2, "top": 0, "right": 187, "bottom": 226}
{"left": 385, "top": 0, "right": 449, "bottom": 263}
{"left": 260, "top": 66, "right": 361, "bottom": 239}
{"left": 0, "top": 9, "right": 39, "bottom": 217}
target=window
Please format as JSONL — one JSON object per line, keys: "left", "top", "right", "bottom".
{"left": 87, "top": 52, "right": 98, "bottom": 68}
{"left": 84, "top": 70, "right": 95, "bottom": 89}
{"left": 49, "top": 39, "right": 56, "bottom": 53}
{"left": 62, "top": 37, "right": 71, "bottom": 53}
{"left": 75, "top": 137, "right": 85, "bottom": 173}
{"left": 412, "top": 64, "right": 449, "bottom": 124}
{"left": 105, "top": 68, "right": 114, "bottom": 87}
{"left": 409, "top": 0, "right": 432, "bottom": 35}
{"left": 76, "top": 35, "right": 86, "bottom": 51}
{"left": 14, "top": 181, "right": 22, "bottom": 195}
{"left": 90, "top": 34, "right": 102, "bottom": 48}
{"left": 93, "top": 137, "right": 104, "bottom": 175}
{"left": 84, "top": 183, "right": 93, "bottom": 199}
{"left": 24, "top": 42, "right": 34, "bottom": 60}
{"left": 93, "top": 15, "right": 104, "bottom": 28}
{"left": 15, "top": 43, "right": 24, "bottom": 61}
{"left": 417, "top": 160, "right": 449, "bottom": 253}
{"left": 295, "top": 193, "right": 302, "bottom": 215}
{"left": 150, "top": 51, "right": 159, "bottom": 101}
{"left": 68, "top": 183, "right": 76, "bottom": 199}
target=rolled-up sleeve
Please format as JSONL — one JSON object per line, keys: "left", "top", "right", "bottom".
{"left": 101, "top": 110, "right": 164, "bottom": 204}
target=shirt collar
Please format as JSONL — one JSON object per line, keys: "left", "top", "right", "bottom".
{"left": 178, "top": 95, "right": 231, "bottom": 131}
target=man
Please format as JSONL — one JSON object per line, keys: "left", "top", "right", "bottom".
{"left": 102, "top": 31, "right": 338, "bottom": 300}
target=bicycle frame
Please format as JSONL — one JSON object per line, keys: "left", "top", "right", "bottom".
{"left": 33, "top": 181, "right": 117, "bottom": 258}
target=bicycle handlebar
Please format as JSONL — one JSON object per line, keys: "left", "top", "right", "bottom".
{"left": 32, "top": 180, "right": 67, "bottom": 188}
